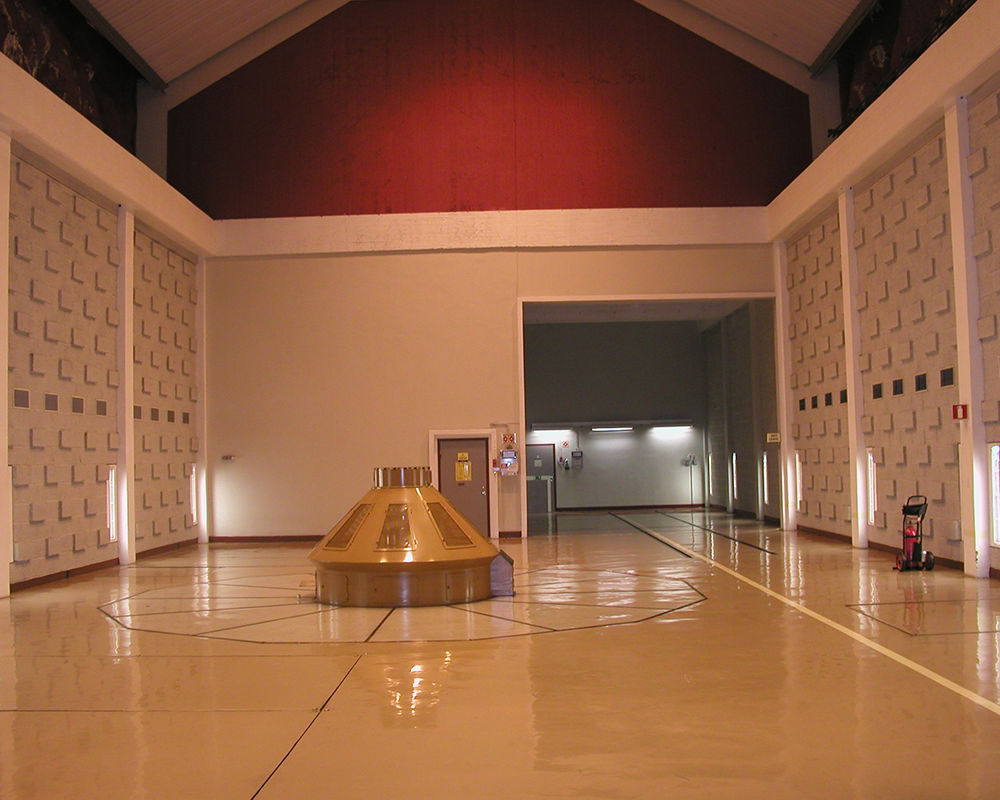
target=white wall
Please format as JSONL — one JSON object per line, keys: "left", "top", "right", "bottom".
{"left": 206, "top": 247, "right": 772, "bottom": 538}
{"left": 206, "top": 251, "right": 520, "bottom": 536}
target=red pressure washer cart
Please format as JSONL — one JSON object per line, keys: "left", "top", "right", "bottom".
{"left": 895, "top": 494, "right": 934, "bottom": 571}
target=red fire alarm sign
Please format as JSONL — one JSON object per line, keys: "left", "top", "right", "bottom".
{"left": 953, "top": 404, "right": 968, "bottom": 420}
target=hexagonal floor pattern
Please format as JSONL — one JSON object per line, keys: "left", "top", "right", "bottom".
{"left": 99, "top": 565, "right": 705, "bottom": 643}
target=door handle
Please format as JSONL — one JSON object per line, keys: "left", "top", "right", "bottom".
{"left": 481, "top": 486, "right": 487, "bottom": 496}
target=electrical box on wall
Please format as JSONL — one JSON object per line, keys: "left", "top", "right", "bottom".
{"left": 494, "top": 432, "right": 519, "bottom": 476}
{"left": 498, "top": 449, "right": 519, "bottom": 476}
{"left": 571, "top": 451, "right": 583, "bottom": 469}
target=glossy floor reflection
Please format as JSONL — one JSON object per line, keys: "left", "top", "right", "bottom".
{"left": 3, "top": 511, "right": 1000, "bottom": 799}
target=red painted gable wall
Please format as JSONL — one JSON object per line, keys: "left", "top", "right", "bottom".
{"left": 167, "top": 0, "right": 811, "bottom": 219}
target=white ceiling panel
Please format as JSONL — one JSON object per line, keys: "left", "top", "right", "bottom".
{"left": 682, "top": 0, "right": 868, "bottom": 68}
{"left": 84, "top": 0, "right": 315, "bottom": 82}
{"left": 76, "top": 0, "right": 871, "bottom": 88}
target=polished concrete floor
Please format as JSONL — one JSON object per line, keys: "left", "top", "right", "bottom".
{"left": 3, "top": 510, "right": 1000, "bottom": 799}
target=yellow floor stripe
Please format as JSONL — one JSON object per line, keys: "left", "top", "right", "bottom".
{"left": 629, "top": 517, "right": 1000, "bottom": 718}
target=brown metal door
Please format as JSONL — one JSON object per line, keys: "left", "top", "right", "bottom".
{"left": 437, "top": 437, "right": 490, "bottom": 536}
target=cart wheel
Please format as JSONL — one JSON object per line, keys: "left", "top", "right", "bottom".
{"left": 895, "top": 554, "right": 904, "bottom": 571}
{"left": 924, "top": 552, "right": 935, "bottom": 571}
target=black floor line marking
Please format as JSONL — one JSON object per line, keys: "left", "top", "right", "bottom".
{"left": 848, "top": 606, "right": 1000, "bottom": 638}
{"left": 656, "top": 511, "right": 778, "bottom": 555}
{"left": 364, "top": 608, "right": 396, "bottom": 642}
{"left": 101, "top": 600, "right": 309, "bottom": 618}
{"left": 610, "top": 513, "right": 692, "bottom": 558}
{"left": 251, "top": 655, "right": 363, "bottom": 799}
{"left": 107, "top": 605, "right": 330, "bottom": 638}
{"left": 461, "top": 606, "right": 558, "bottom": 631}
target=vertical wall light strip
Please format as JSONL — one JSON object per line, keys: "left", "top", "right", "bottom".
{"left": 106, "top": 465, "right": 118, "bottom": 542}
{"left": 731, "top": 452, "right": 739, "bottom": 502}
{"left": 189, "top": 463, "right": 199, "bottom": 527}
{"left": 707, "top": 452, "right": 714, "bottom": 497}
{"left": 990, "top": 444, "right": 1000, "bottom": 547}
{"left": 795, "top": 451, "right": 803, "bottom": 511}
{"left": 866, "top": 447, "right": 877, "bottom": 527}
{"left": 762, "top": 452, "right": 770, "bottom": 506}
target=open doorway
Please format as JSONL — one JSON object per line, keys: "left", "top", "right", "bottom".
{"left": 526, "top": 442, "right": 556, "bottom": 533}
{"left": 520, "top": 298, "right": 780, "bottom": 532}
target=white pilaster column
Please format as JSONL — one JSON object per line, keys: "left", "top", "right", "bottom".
{"left": 838, "top": 187, "right": 870, "bottom": 548}
{"left": 749, "top": 302, "right": 764, "bottom": 521}
{"left": 116, "top": 206, "right": 137, "bottom": 565}
{"left": 195, "top": 256, "right": 209, "bottom": 543}
{"left": 944, "top": 96, "right": 990, "bottom": 578}
{"left": 721, "top": 316, "right": 733, "bottom": 514}
{"left": 516, "top": 299, "right": 528, "bottom": 537}
{"left": 1, "top": 133, "right": 12, "bottom": 596}
{"left": 772, "top": 242, "right": 797, "bottom": 531}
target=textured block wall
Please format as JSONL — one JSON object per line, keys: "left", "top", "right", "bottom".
{"left": 970, "top": 87, "right": 1000, "bottom": 446}
{"left": 8, "top": 155, "right": 201, "bottom": 583}
{"left": 852, "top": 131, "right": 960, "bottom": 557}
{"left": 786, "top": 209, "right": 850, "bottom": 537}
{"left": 132, "top": 228, "right": 199, "bottom": 552}
{"left": 8, "top": 157, "right": 121, "bottom": 582}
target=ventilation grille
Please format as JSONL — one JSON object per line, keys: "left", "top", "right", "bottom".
{"left": 377, "top": 504, "right": 413, "bottom": 550}
{"left": 427, "top": 502, "right": 474, "bottom": 548}
{"left": 325, "top": 504, "right": 373, "bottom": 550}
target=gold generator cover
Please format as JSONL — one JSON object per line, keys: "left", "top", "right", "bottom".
{"left": 309, "top": 466, "right": 513, "bottom": 606}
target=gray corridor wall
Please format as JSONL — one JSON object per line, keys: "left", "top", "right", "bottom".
{"left": 701, "top": 300, "right": 780, "bottom": 519}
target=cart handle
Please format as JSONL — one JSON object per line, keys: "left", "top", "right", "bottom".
{"left": 902, "top": 494, "right": 928, "bottom": 518}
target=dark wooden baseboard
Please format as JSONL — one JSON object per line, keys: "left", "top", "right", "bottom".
{"left": 11, "top": 537, "right": 203, "bottom": 592}
{"left": 208, "top": 535, "right": 322, "bottom": 543}
{"left": 137, "top": 538, "right": 198, "bottom": 557}
{"left": 11, "top": 557, "right": 119, "bottom": 592}
{"left": 555, "top": 503, "right": 704, "bottom": 512}
{"left": 796, "top": 525, "right": 965, "bottom": 571}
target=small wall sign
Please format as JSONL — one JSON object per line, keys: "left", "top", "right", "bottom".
{"left": 455, "top": 452, "right": 472, "bottom": 482}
